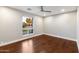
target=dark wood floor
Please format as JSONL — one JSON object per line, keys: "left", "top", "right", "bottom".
{"left": 0, "top": 34, "right": 78, "bottom": 53}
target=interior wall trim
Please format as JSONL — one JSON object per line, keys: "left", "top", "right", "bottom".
{"left": 44, "top": 33, "right": 79, "bottom": 50}
{"left": 44, "top": 33, "right": 77, "bottom": 41}
{"left": 0, "top": 33, "right": 43, "bottom": 47}
{"left": 0, "top": 33, "right": 78, "bottom": 50}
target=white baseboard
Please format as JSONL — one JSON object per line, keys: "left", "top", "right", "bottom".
{"left": 44, "top": 33, "right": 79, "bottom": 50}
{"left": 0, "top": 33, "right": 43, "bottom": 47}
{"left": 0, "top": 33, "right": 78, "bottom": 50}
{"left": 43, "top": 33, "right": 77, "bottom": 41}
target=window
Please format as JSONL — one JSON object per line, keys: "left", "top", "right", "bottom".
{"left": 22, "top": 16, "right": 33, "bottom": 35}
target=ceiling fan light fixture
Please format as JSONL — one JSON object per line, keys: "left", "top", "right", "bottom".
{"left": 44, "top": 13, "right": 46, "bottom": 16}
{"left": 61, "top": 9, "right": 65, "bottom": 12}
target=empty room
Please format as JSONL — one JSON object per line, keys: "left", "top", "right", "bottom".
{"left": 0, "top": 6, "right": 79, "bottom": 53}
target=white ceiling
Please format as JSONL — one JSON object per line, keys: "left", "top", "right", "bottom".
{"left": 10, "top": 6, "right": 77, "bottom": 17}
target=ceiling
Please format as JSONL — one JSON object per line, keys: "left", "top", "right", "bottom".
{"left": 10, "top": 6, "right": 77, "bottom": 17}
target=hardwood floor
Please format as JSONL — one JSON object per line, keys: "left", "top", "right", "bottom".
{"left": 0, "top": 34, "right": 78, "bottom": 53}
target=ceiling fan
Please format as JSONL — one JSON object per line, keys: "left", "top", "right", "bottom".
{"left": 40, "top": 6, "right": 51, "bottom": 12}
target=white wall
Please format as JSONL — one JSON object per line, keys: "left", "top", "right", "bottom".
{"left": 0, "top": 6, "right": 77, "bottom": 46}
{"left": 0, "top": 7, "right": 43, "bottom": 44}
{"left": 77, "top": 7, "right": 79, "bottom": 49}
{"left": 77, "top": 7, "right": 79, "bottom": 39}
{"left": 44, "top": 12, "right": 77, "bottom": 40}
{"left": 34, "top": 16, "right": 43, "bottom": 34}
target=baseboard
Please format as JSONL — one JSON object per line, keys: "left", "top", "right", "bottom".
{"left": 0, "top": 33, "right": 43, "bottom": 47}
{"left": 0, "top": 33, "right": 78, "bottom": 49}
{"left": 43, "top": 33, "right": 79, "bottom": 50}
{"left": 43, "top": 33, "right": 77, "bottom": 41}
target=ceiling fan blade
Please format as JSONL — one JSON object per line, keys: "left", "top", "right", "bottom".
{"left": 40, "top": 6, "right": 44, "bottom": 11}
{"left": 40, "top": 6, "right": 52, "bottom": 12}
{"left": 43, "top": 11, "right": 51, "bottom": 12}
